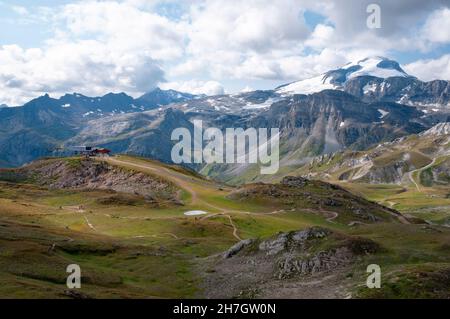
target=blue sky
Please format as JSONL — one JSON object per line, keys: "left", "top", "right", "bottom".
{"left": 0, "top": 0, "right": 450, "bottom": 105}
{"left": 0, "top": 1, "right": 52, "bottom": 48}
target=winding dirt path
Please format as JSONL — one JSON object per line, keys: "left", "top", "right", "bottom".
{"left": 302, "top": 207, "right": 340, "bottom": 223}
{"left": 130, "top": 233, "right": 180, "bottom": 240}
{"left": 62, "top": 205, "right": 99, "bottom": 232}
{"left": 325, "top": 211, "right": 339, "bottom": 223}
{"left": 83, "top": 215, "right": 97, "bottom": 231}
{"left": 226, "top": 215, "right": 241, "bottom": 241}
{"left": 384, "top": 201, "right": 397, "bottom": 208}
{"left": 101, "top": 157, "right": 358, "bottom": 241}
{"left": 408, "top": 158, "right": 436, "bottom": 192}
{"left": 104, "top": 157, "right": 269, "bottom": 241}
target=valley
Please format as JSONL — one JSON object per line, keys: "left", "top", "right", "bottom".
{"left": 0, "top": 155, "right": 449, "bottom": 298}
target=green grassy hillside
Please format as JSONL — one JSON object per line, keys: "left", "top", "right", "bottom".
{"left": 0, "top": 155, "right": 449, "bottom": 298}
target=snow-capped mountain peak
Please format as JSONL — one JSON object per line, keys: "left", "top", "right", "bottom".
{"left": 277, "top": 56, "right": 412, "bottom": 95}
{"left": 344, "top": 56, "right": 410, "bottom": 79}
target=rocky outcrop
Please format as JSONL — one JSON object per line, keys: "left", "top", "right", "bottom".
{"left": 0, "top": 158, "right": 180, "bottom": 204}
{"left": 280, "top": 176, "right": 309, "bottom": 187}
{"left": 202, "top": 227, "right": 380, "bottom": 298}
{"left": 277, "top": 247, "right": 353, "bottom": 279}
{"left": 223, "top": 239, "right": 254, "bottom": 259}
{"left": 259, "top": 227, "right": 331, "bottom": 256}
{"left": 228, "top": 176, "right": 397, "bottom": 223}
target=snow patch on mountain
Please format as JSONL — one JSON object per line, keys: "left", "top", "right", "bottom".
{"left": 378, "top": 109, "right": 389, "bottom": 118}
{"left": 363, "top": 83, "right": 377, "bottom": 94}
{"left": 207, "top": 98, "right": 229, "bottom": 111}
{"left": 277, "top": 74, "right": 338, "bottom": 95}
{"left": 243, "top": 97, "right": 283, "bottom": 109}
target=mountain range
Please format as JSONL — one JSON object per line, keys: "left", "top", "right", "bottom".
{"left": 0, "top": 88, "right": 199, "bottom": 166}
{"left": 1, "top": 56, "right": 450, "bottom": 182}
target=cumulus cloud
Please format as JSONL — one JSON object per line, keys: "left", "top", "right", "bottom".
{"left": 188, "top": 0, "right": 309, "bottom": 54}
{"left": 0, "top": 41, "right": 166, "bottom": 105}
{"left": 314, "top": 0, "right": 450, "bottom": 50}
{"left": 404, "top": 55, "right": 450, "bottom": 81}
{"left": 421, "top": 8, "right": 450, "bottom": 44}
{"left": 1, "top": 0, "right": 450, "bottom": 105}
{"left": 60, "top": 1, "right": 186, "bottom": 61}
{"left": 0, "top": 0, "right": 182, "bottom": 104}
{"left": 170, "top": 0, "right": 450, "bottom": 82}
{"left": 170, "top": 0, "right": 310, "bottom": 80}
{"left": 305, "top": 24, "right": 335, "bottom": 50}
{"left": 161, "top": 80, "right": 225, "bottom": 96}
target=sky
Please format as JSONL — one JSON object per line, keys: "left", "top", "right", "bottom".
{"left": 1, "top": 0, "right": 450, "bottom": 105}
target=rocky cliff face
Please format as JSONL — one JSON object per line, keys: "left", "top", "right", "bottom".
{"left": 203, "top": 90, "right": 431, "bottom": 183}
{"left": 253, "top": 90, "right": 425, "bottom": 156}
{"left": 344, "top": 76, "right": 450, "bottom": 108}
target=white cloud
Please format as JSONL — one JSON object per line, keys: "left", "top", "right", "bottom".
{"left": 0, "top": 0, "right": 186, "bottom": 104}
{"left": 1, "top": 0, "right": 450, "bottom": 105}
{"left": 170, "top": 0, "right": 310, "bottom": 80}
{"left": 11, "top": 5, "right": 29, "bottom": 15}
{"left": 421, "top": 8, "right": 450, "bottom": 44}
{"left": 0, "top": 39, "right": 166, "bottom": 105}
{"left": 60, "top": 1, "right": 186, "bottom": 61}
{"left": 188, "top": 0, "right": 308, "bottom": 54}
{"left": 314, "top": 0, "right": 449, "bottom": 49}
{"left": 277, "top": 49, "right": 349, "bottom": 80}
{"left": 171, "top": 0, "right": 447, "bottom": 83}
{"left": 404, "top": 55, "right": 450, "bottom": 81}
{"left": 161, "top": 80, "right": 225, "bottom": 96}
{"left": 305, "top": 24, "right": 335, "bottom": 50}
